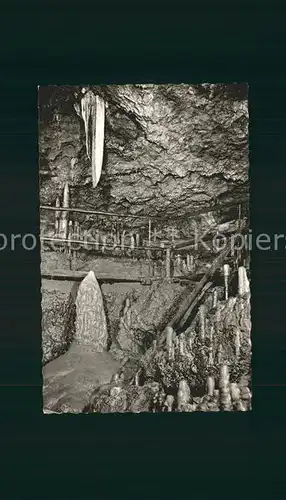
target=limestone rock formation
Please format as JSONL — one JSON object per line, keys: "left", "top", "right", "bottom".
{"left": 74, "top": 270, "right": 108, "bottom": 350}
{"left": 41, "top": 284, "right": 76, "bottom": 365}
{"left": 87, "top": 380, "right": 161, "bottom": 413}
{"left": 39, "top": 84, "right": 248, "bottom": 223}
{"left": 109, "top": 280, "right": 186, "bottom": 362}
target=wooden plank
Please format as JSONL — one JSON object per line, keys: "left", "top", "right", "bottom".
{"left": 40, "top": 198, "right": 249, "bottom": 222}
{"left": 41, "top": 270, "right": 144, "bottom": 283}
{"left": 41, "top": 269, "right": 199, "bottom": 284}
{"left": 169, "top": 242, "right": 231, "bottom": 329}
{"left": 156, "top": 240, "right": 232, "bottom": 348}
{"left": 177, "top": 281, "right": 213, "bottom": 330}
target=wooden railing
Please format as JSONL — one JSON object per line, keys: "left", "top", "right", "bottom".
{"left": 40, "top": 195, "right": 248, "bottom": 280}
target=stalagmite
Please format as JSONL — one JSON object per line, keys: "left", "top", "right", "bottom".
{"left": 166, "top": 326, "right": 174, "bottom": 348}
{"left": 179, "top": 335, "right": 185, "bottom": 356}
{"left": 217, "top": 343, "right": 223, "bottom": 364}
{"left": 61, "top": 182, "right": 70, "bottom": 240}
{"left": 165, "top": 394, "right": 174, "bottom": 412}
{"left": 199, "top": 304, "right": 206, "bottom": 341}
{"left": 229, "top": 383, "right": 240, "bottom": 402}
{"left": 165, "top": 248, "right": 171, "bottom": 278}
{"left": 166, "top": 325, "right": 174, "bottom": 360}
{"left": 208, "top": 325, "right": 214, "bottom": 365}
{"left": 219, "top": 364, "right": 230, "bottom": 390}
{"left": 218, "top": 365, "right": 232, "bottom": 411}
{"left": 234, "top": 327, "right": 241, "bottom": 358}
{"left": 74, "top": 270, "right": 108, "bottom": 350}
{"left": 177, "top": 379, "right": 191, "bottom": 411}
{"left": 235, "top": 400, "right": 247, "bottom": 412}
{"left": 223, "top": 264, "right": 230, "bottom": 301}
{"left": 212, "top": 289, "right": 218, "bottom": 308}
{"left": 238, "top": 266, "right": 250, "bottom": 296}
{"left": 206, "top": 376, "right": 215, "bottom": 397}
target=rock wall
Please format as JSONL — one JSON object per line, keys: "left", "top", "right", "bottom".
{"left": 39, "top": 84, "right": 249, "bottom": 221}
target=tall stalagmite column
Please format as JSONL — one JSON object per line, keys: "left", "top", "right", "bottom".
{"left": 74, "top": 270, "right": 108, "bottom": 350}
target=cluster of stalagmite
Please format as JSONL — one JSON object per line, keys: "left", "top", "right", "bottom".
{"left": 138, "top": 263, "right": 251, "bottom": 411}
{"left": 43, "top": 257, "right": 251, "bottom": 412}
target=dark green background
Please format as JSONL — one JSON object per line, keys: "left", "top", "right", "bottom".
{"left": 0, "top": 1, "right": 285, "bottom": 498}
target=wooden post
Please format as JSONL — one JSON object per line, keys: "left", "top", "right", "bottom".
{"left": 165, "top": 248, "right": 171, "bottom": 279}
{"left": 95, "top": 230, "right": 100, "bottom": 251}
{"left": 135, "top": 232, "right": 140, "bottom": 248}
{"left": 148, "top": 219, "right": 152, "bottom": 247}
{"left": 153, "top": 227, "right": 157, "bottom": 243}
{"left": 101, "top": 234, "right": 106, "bottom": 254}
{"left": 116, "top": 223, "right": 120, "bottom": 247}
{"left": 73, "top": 221, "right": 79, "bottom": 265}
{"left": 61, "top": 182, "right": 69, "bottom": 240}
{"left": 67, "top": 220, "right": 73, "bottom": 255}
{"left": 68, "top": 220, "right": 73, "bottom": 268}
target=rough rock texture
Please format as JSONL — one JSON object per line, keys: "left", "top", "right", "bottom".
{"left": 41, "top": 284, "right": 76, "bottom": 364}
{"left": 108, "top": 280, "right": 187, "bottom": 362}
{"left": 74, "top": 270, "right": 108, "bottom": 349}
{"left": 101, "top": 282, "right": 144, "bottom": 344}
{"left": 86, "top": 380, "right": 161, "bottom": 413}
{"left": 39, "top": 84, "right": 249, "bottom": 222}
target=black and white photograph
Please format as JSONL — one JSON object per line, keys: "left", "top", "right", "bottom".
{"left": 39, "top": 84, "right": 251, "bottom": 413}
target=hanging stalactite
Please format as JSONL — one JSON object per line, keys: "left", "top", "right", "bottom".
{"left": 92, "top": 94, "right": 105, "bottom": 188}
{"left": 76, "top": 89, "right": 105, "bottom": 188}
